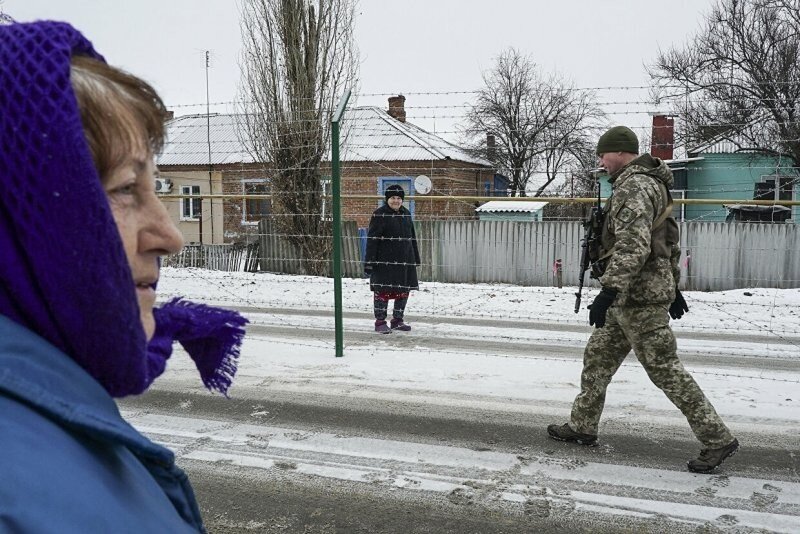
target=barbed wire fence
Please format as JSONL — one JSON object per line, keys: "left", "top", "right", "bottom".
{"left": 156, "top": 87, "right": 800, "bottom": 379}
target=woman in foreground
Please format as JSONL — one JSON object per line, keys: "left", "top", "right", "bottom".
{"left": 0, "top": 20, "right": 247, "bottom": 532}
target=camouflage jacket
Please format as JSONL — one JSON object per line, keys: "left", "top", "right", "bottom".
{"left": 598, "top": 154, "right": 681, "bottom": 306}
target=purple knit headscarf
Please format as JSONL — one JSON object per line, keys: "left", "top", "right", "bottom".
{"left": 0, "top": 21, "right": 247, "bottom": 397}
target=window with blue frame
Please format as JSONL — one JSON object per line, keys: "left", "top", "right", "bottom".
{"left": 377, "top": 177, "right": 414, "bottom": 215}
{"left": 493, "top": 173, "right": 510, "bottom": 196}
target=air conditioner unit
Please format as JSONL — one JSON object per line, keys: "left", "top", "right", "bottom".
{"left": 154, "top": 178, "right": 172, "bottom": 193}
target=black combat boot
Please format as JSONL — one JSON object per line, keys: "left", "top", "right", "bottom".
{"left": 547, "top": 423, "right": 597, "bottom": 446}
{"left": 687, "top": 438, "right": 739, "bottom": 473}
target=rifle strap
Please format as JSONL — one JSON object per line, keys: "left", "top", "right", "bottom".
{"left": 653, "top": 182, "right": 674, "bottom": 229}
{"left": 594, "top": 180, "right": 674, "bottom": 266}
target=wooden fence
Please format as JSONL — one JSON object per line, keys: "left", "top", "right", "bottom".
{"left": 256, "top": 218, "right": 363, "bottom": 278}
{"left": 164, "top": 242, "right": 260, "bottom": 272}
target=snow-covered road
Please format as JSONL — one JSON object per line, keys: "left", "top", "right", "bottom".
{"left": 120, "top": 268, "right": 800, "bottom": 532}
{"left": 124, "top": 409, "right": 800, "bottom": 533}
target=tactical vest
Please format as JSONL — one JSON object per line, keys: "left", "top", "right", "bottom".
{"left": 590, "top": 178, "right": 679, "bottom": 278}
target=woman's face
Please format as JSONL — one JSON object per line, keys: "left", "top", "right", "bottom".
{"left": 387, "top": 195, "right": 403, "bottom": 210}
{"left": 104, "top": 149, "right": 183, "bottom": 340}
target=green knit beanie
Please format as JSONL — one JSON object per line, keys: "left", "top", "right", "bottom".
{"left": 596, "top": 126, "right": 639, "bottom": 155}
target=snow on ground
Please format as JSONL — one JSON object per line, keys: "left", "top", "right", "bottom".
{"left": 148, "top": 268, "right": 800, "bottom": 531}
{"left": 156, "top": 267, "right": 800, "bottom": 432}
{"left": 158, "top": 267, "right": 800, "bottom": 337}
{"left": 126, "top": 410, "right": 800, "bottom": 533}
{"left": 160, "top": 331, "right": 800, "bottom": 435}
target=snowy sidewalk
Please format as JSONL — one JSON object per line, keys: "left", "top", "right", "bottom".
{"left": 155, "top": 267, "right": 800, "bottom": 437}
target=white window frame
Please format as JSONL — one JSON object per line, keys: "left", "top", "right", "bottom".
{"left": 180, "top": 185, "right": 201, "bottom": 221}
{"left": 320, "top": 177, "right": 332, "bottom": 222}
{"left": 758, "top": 174, "right": 796, "bottom": 202}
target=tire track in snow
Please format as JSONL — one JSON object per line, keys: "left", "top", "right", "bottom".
{"left": 125, "top": 411, "right": 800, "bottom": 533}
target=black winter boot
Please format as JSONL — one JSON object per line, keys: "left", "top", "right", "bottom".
{"left": 547, "top": 423, "right": 597, "bottom": 446}
{"left": 390, "top": 318, "right": 411, "bottom": 331}
{"left": 687, "top": 439, "right": 739, "bottom": 473}
{"left": 374, "top": 320, "right": 391, "bottom": 334}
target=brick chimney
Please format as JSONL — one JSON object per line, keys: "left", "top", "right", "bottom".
{"left": 651, "top": 115, "right": 674, "bottom": 160}
{"left": 388, "top": 95, "right": 406, "bottom": 122}
{"left": 486, "top": 133, "right": 496, "bottom": 160}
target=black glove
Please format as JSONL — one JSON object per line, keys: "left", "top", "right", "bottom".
{"left": 588, "top": 288, "right": 617, "bottom": 328}
{"left": 364, "top": 264, "right": 373, "bottom": 276}
{"left": 669, "top": 289, "right": 689, "bottom": 319}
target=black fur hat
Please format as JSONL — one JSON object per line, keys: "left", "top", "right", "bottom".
{"left": 384, "top": 184, "right": 405, "bottom": 201}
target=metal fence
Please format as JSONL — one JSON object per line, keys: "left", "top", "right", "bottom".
{"left": 413, "top": 220, "right": 800, "bottom": 291}
{"left": 170, "top": 219, "right": 799, "bottom": 291}
{"left": 681, "top": 221, "right": 800, "bottom": 291}
{"left": 414, "top": 220, "right": 582, "bottom": 286}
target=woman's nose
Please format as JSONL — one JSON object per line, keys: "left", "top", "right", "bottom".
{"left": 141, "top": 194, "right": 184, "bottom": 255}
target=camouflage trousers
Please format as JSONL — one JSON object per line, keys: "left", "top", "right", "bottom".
{"left": 570, "top": 304, "right": 734, "bottom": 449}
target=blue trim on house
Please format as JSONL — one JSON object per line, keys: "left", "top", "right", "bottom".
{"left": 357, "top": 227, "right": 368, "bottom": 274}
{"left": 493, "top": 173, "right": 510, "bottom": 196}
{"left": 377, "top": 177, "right": 415, "bottom": 215}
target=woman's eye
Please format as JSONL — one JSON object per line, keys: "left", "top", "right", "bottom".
{"left": 113, "top": 183, "right": 137, "bottom": 196}
{"left": 106, "top": 182, "right": 140, "bottom": 206}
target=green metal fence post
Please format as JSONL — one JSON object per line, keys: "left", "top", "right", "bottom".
{"left": 331, "top": 89, "right": 351, "bottom": 358}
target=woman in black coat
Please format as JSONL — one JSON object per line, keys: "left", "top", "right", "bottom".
{"left": 364, "top": 185, "right": 421, "bottom": 333}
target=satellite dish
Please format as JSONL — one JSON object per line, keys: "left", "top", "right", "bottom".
{"left": 414, "top": 175, "right": 432, "bottom": 195}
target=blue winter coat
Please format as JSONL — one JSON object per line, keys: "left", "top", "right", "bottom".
{"left": 0, "top": 315, "right": 205, "bottom": 533}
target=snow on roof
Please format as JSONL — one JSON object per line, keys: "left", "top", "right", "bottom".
{"left": 686, "top": 111, "right": 779, "bottom": 156}
{"left": 689, "top": 136, "right": 752, "bottom": 155}
{"left": 724, "top": 204, "right": 791, "bottom": 212}
{"left": 158, "top": 114, "right": 252, "bottom": 166}
{"left": 664, "top": 157, "right": 705, "bottom": 166}
{"left": 157, "top": 108, "right": 490, "bottom": 167}
{"left": 475, "top": 201, "right": 548, "bottom": 213}
{"left": 340, "top": 107, "right": 489, "bottom": 165}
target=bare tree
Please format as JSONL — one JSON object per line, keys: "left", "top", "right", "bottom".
{"left": 649, "top": 0, "right": 800, "bottom": 163}
{"left": 463, "top": 48, "right": 604, "bottom": 197}
{"left": 542, "top": 145, "right": 600, "bottom": 221}
{"left": 0, "top": 1, "right": 16, "bottom": 25}
{"left": 239, "top": 0, "right": 358, "bottom": 275}
{"left": 537, "top": 127, "right": 599, "bottom": 197}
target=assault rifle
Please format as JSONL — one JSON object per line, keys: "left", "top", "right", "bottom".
{"left": 574, "top": 177, "right": 604, "bottom": 313}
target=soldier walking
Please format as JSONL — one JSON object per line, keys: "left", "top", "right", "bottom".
{"left": 548, "top": 126, "right": 739, "bottom": 473}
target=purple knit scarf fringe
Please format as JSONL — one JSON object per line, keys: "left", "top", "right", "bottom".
{"left": 150, "top": 299, "right": 248, "bottom": 396}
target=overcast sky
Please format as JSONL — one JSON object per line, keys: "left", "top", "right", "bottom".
{"left": 5, "top": 0, "right": 716, "bottom": 137}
